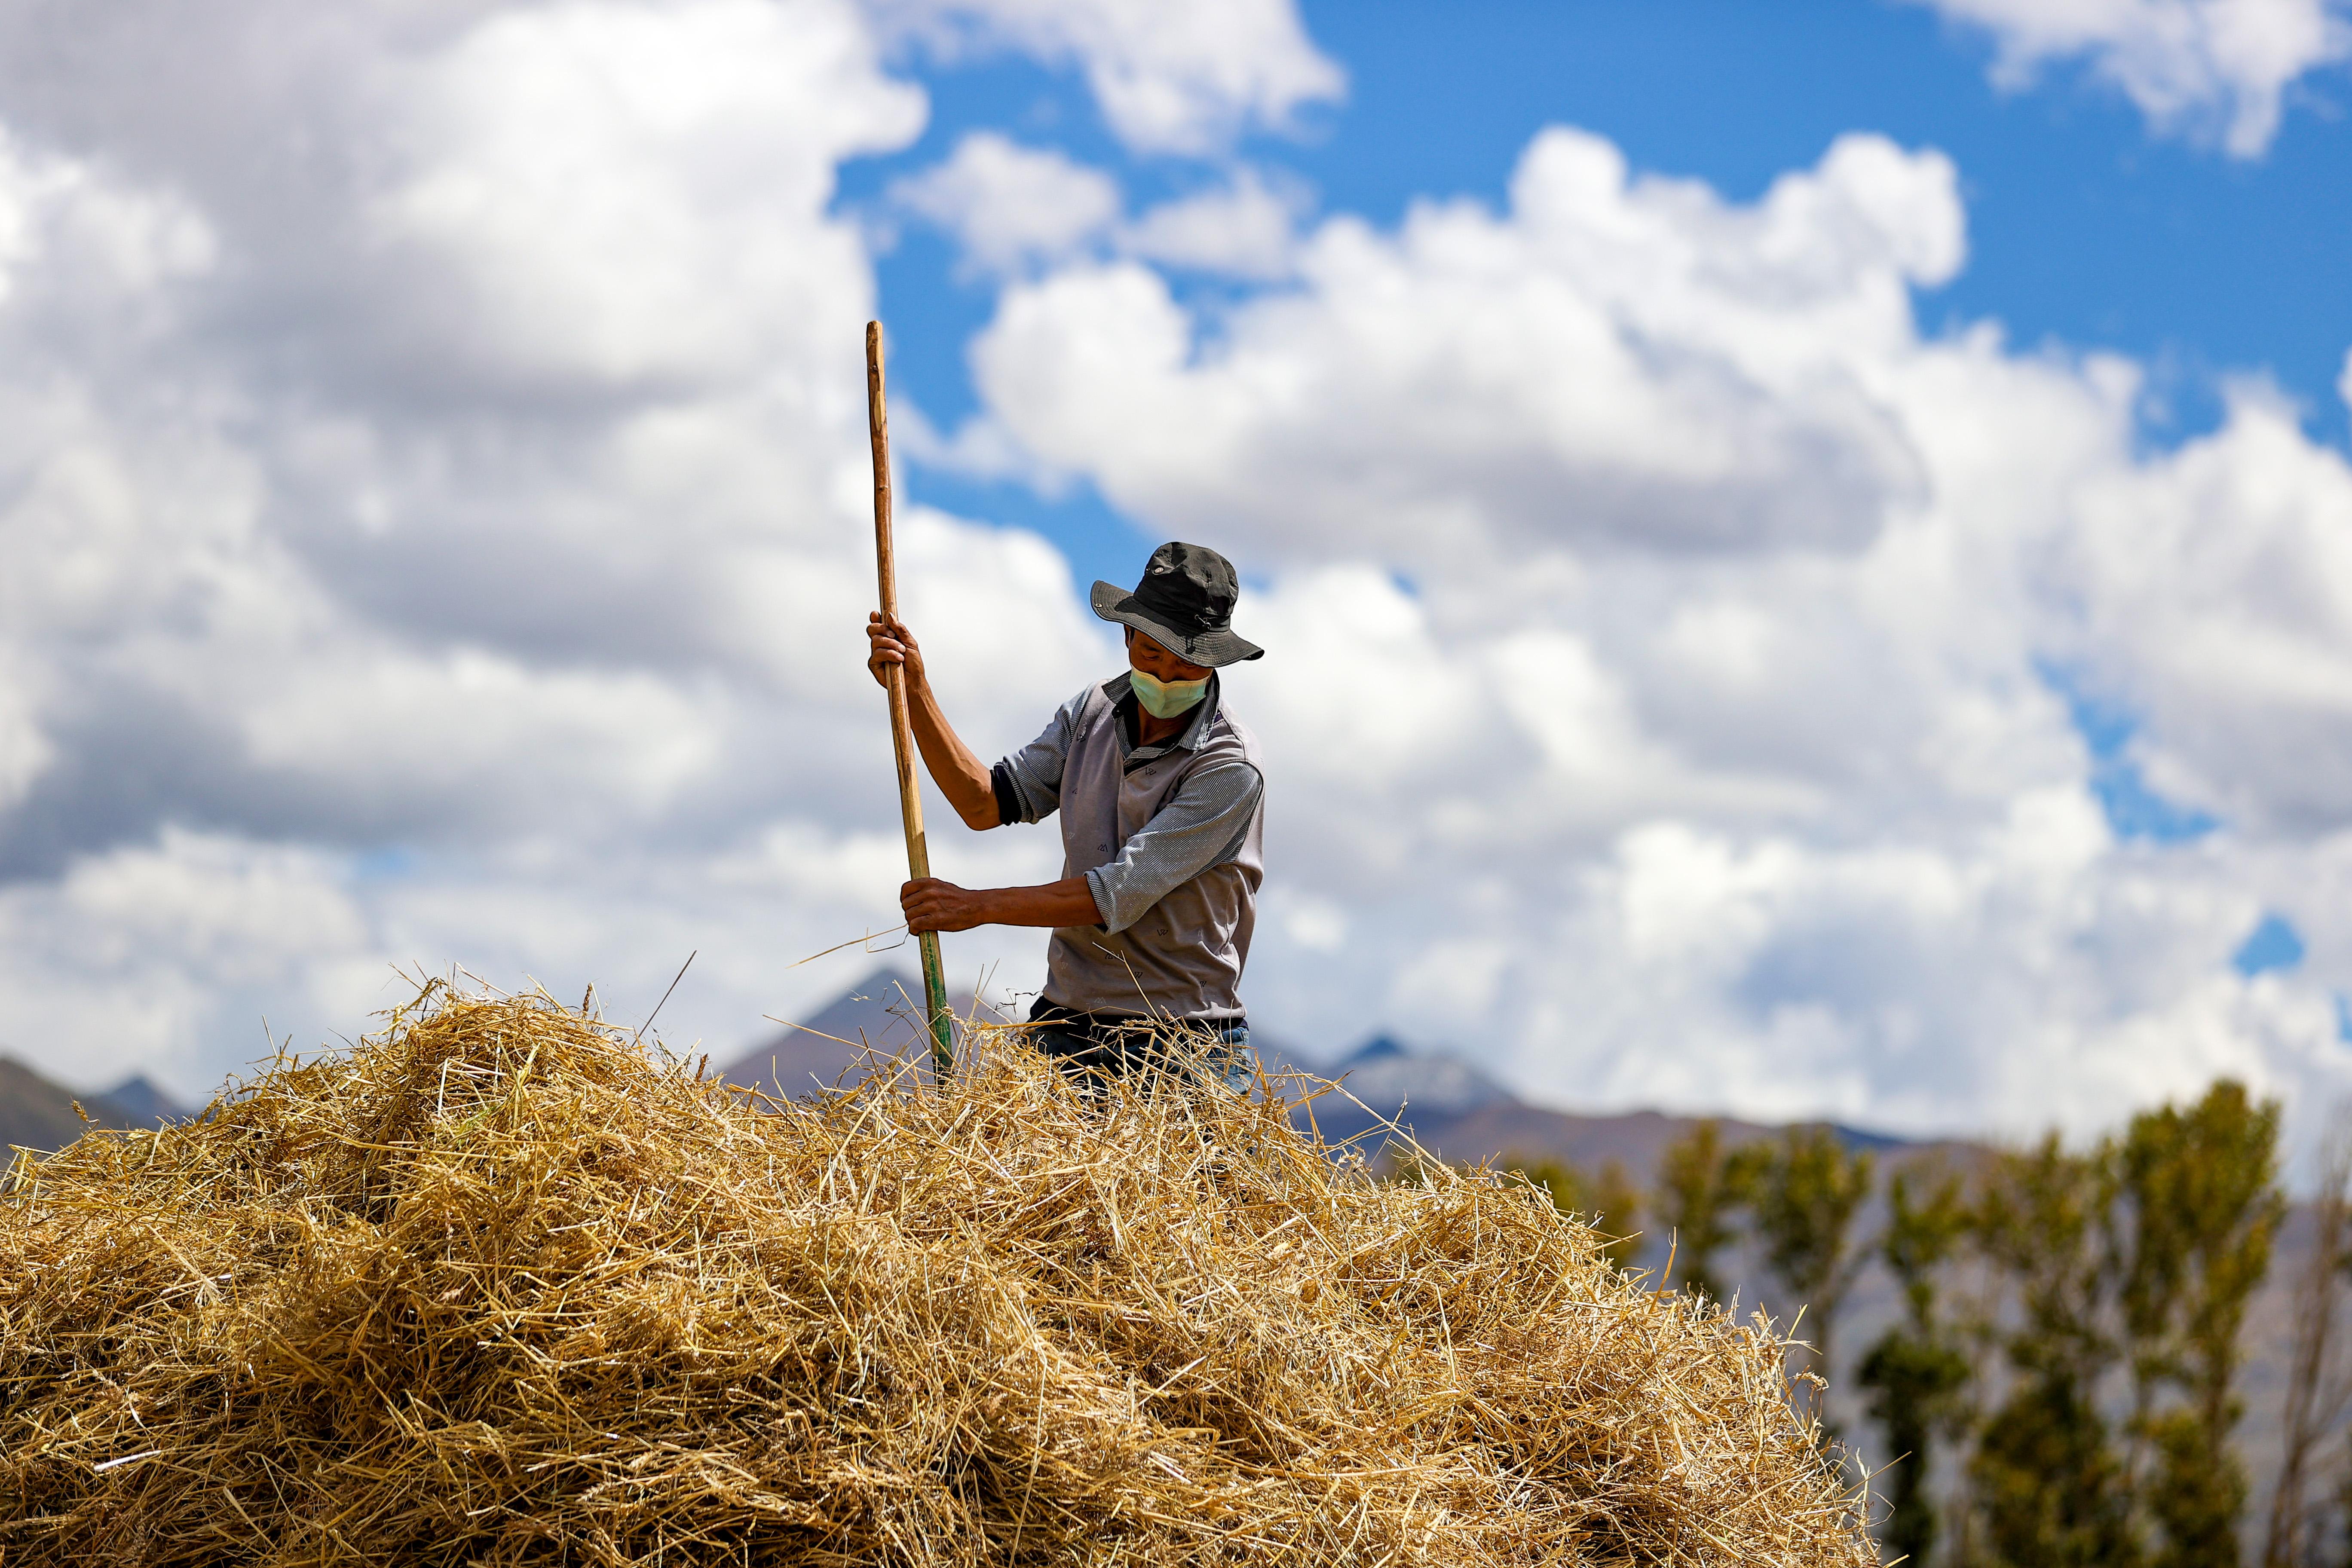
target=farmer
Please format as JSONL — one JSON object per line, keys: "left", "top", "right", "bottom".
{"left": 864, "top": 541, "right": 1265, "bottom": 1091}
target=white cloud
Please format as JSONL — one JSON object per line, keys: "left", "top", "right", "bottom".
{"left": 1914, "top": 0, "right": 2352, "bottom": 156}
{"left": 2047, "top": 385, "right": 2352, "bottom": 835}
{"left": 0, "top": 132, "right": 213, "bottom": 318}
{"left": 1121, "top": 165, "right": 1307, "bottom": 280}
{"left": 869, "top": 0, "right": 1344, "bottom": 154}
{"left": 892, "top": 143, "right": 1310, "bottom": 284}
{"left": 890, "top": 131, "right": 1120, "bottom": 275}
{"left": 376, "top": 0, "right": 924, "bottom": 390}
{"left": 974, "top": 131, "right": 1964, "bottom": 569}
{"left": 0, "top": 831, "right": 369, "bottom": 1090}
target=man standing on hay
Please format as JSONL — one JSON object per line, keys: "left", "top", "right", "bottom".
{"left": 866, "top": 541, "right": 1265, "bottom": 1091}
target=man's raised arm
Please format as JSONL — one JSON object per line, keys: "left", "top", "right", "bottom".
{"left": 864, "top": 612, "right": 999, "bottom": 830}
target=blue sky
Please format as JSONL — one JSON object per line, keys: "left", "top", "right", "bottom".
{"left": 855, "top": 0, "right": 2352, "bottom": 598}
{"left": 1284, "top": 0, "right": 2352, "bottom": 446}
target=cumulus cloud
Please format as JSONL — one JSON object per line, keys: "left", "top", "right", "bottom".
{"left": 976, "top": 131, "right": 1963, "bottom": 563}
{"left": 0, "top": 830, "right": 374, "bottom": 1089}
{"left": 1121, "top": 165, "right": 1309, "bottom": 280}
{"left": 374, "top": 0, "right": 925, "bottom": 392}
{"left": 1914, "top": 0, "right": 2352, "bottom": 156}
{"left": 889, "top": 131, "right": 1120, "bottom": 276}
{"left": 2045, "top": 386, "right": 2352, "bottom": 836}
{"left": 891, "top": 143, "right": 1311, "bottom": 285}
{"left": 868, "top": 0, "right": 1344, "bottom": 153}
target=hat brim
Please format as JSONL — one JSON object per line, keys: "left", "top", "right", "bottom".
{"left": 1090, "top": 581, "right": 1264, "bottom": 666}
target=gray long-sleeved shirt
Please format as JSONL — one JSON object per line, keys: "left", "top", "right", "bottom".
{"left": 992, "top": 674, "right": 1263, "bottom": 934}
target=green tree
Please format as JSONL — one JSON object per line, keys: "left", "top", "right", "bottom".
{"left": 1655, "top": 1119, "right": 1751, "bottom": 1303}
{"left": 2112, "top": 1081, "right": 2282, "bottom": 1568}
{"left": 1858, "top": 1161, "right": 1973, "bottom": 1568}
{"left": 1513, "top": 1155, "right": 1645, "bottom": 1270}
{"left": 1748, "top": 1124, "right": 1876, "bottom": 1431}
{"left": 1971, "top": 1134, "right": 2137, "bottom": 1568}
{"left": 2266, "top": 1118, "right": 2352, "bottom": 1568}
{"left": 2143, "top": 1411, "right": 2239, "bottom": 1568}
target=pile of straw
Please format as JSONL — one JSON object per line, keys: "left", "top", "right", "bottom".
{"left": 2, "top": 984, "right": 1871, "bottom": 1565}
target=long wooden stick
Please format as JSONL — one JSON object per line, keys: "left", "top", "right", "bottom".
{"left": 866, "top": 321, "right": 955, "bottom": 1081}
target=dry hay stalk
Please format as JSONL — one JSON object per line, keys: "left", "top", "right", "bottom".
{"left": 1, "top": 982, "right": 1873, "bottom": 1566}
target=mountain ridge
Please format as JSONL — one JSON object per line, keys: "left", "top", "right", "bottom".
{"left": 0, "top": 1057, "right": 195, "bottom": 1153}
{"left": 717, "top": 970, "right": 1915, "bottom": 1176}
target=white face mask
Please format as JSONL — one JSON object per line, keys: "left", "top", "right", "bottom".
{"left": 1130, "top": 668, "right": 1209, "bottom": 719}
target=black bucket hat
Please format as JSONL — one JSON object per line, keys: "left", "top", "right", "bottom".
{"left": 1090, "top": 542, "right": 1264, "bottom": 667}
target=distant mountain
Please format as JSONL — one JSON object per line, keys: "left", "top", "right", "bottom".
{"left": 1414, "top": 1101, "right": 1777, "bottom": 1180}
{"left": 0, "top": 1057, "right": 179, "bottom": 1153}
{"left": 718, "top": 968, "right": 1014, "bottom": 1099}
{"left": 100, "top": 1074, "right": 195, "bottom": 1126}
{"left": 718, "top": 989, "right": 1894, "bottom": 1180}
{"left": 719, "top": 991, "right": 1908, "bottom": 1189}
{"left": 1283, "top": 1033, "right": 1518, "bottom": 1150}
{"left": 1326, "top": 1033, "right": 1513, "bottom": 1114}
{"left": 1394, "top": 1100, "right": 1910, "bottom": 1180}
{"left": 1269, "top": 1032, "right": 1910, "bottom": 1185}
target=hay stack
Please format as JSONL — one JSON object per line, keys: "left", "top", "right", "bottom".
{"left": 2, "top": 985, "right": 1872, "bottom": 1565}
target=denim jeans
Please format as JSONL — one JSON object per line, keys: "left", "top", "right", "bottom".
{"left": 1028, "top": 1013, "right": 1255, "bottom": 1096}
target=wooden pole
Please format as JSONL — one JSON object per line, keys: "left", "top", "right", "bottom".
{"left": 866, "top": 321, "right": 955, "bottom": 1081}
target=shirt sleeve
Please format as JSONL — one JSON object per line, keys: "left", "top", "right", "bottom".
{"left": 1084, "top": 760, "right": 1263, "bottom": 934}
{"left": 993, "top": 688, "right": 1088, "bottom": 825}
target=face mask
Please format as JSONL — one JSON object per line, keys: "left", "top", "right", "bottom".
{"left": 1130, "top": 668, "right": 1209, "bottom": 720}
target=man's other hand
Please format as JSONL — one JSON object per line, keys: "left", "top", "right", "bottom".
{"left": 866, "top": 612, "right": 925, "bottom": 689}
{"left": 902, "top": 877, "right": 986, "bottom": 933}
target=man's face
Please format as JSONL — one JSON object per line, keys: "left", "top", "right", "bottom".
{"left": 1125, "top": 627, "right": 1213, "bottom": 683}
